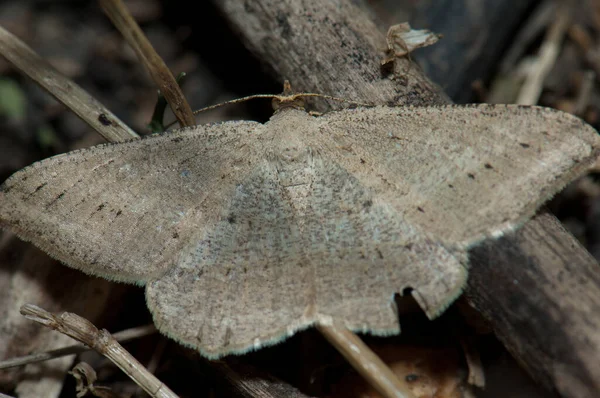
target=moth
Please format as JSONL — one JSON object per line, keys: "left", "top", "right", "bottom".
{"left": 1, "top": 89, "right": 598, "bottom": 358}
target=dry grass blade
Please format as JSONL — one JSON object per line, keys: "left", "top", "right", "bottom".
{"left": 517, "top": 2, "right": 572, "bottom": 105}
{"left": 20, "top": 304, "right": 178, "bottom": 398}
{"left": 98, "top": 0, "right": 195, "bottom": 128}
{"left": 0, "top": 324, "right": 157, "bottom": 370}
{"left": 316, "top": 322, "right": 417, "bottom": 398}
{"left": 0, "top": 25, "right": 138, "bottom": 143}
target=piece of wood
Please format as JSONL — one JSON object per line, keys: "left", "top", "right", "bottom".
{"left": 212, "top": 1, "right": 600, "bottom": 397}
{"left": 211, "top": 361, "right": 316, "bottom": 398}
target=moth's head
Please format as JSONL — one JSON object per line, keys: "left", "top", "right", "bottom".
{"left": 271, "top": 80, "right": 306, "bottom": 112}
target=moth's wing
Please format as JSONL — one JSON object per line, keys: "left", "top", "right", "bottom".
{"left": 0, "top": 121, "right": 261, "bottom": 283}
{"left": 146, "top": 138, "right": 467, "bottom": 359}
{"left": 315, "top": 105, "right": 600, "bottom": 246}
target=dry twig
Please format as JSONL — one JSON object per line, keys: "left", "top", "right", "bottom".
{"left": 0, "top": 324, "right": 156, "bottom": 370}
{"left": 20, "top": 304, "right": 178, "bottom": 398}
{"left": 316, "top": 322, "right": 417, "bottom": 398}
{"left": 98, "top": 0, "right": 195, "bottom": 128}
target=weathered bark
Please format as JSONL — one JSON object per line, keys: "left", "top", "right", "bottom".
{"left": 210, "top": 1, "right": 600, "bottom": 397}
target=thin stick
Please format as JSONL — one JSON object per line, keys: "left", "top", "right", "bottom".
{"left": 0, "top": 25, "right": 138, "bottom": 143}
{"left": 99, "top": 0, "right": 195, "bottom": 128}
{"left": 316, "top": 321, "right": 417, "bottom": 398}
{"left": 20, "top": 304, "right": 178, "bottom": 398}
{"left": 517, "top": 2, "right": 571, "bottom": 105}
{"left": 0, "top": 324, "right": 157, "bottom": 370}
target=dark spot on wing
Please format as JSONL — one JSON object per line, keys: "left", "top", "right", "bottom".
{"left": 34, "top": 183, "right": 48, "bottom": 193}
{"left": 116, "top": 210, "right": 122, "bottom": 217}
{"left": 520, "top": 143, "right": 530, "bottom": 148}
{"left": 417, "top": 206, "right": 425, "bottom": 213}
{"left": 227, "top": 214, "right": 236, "bottom": 224}
{"left": 172, "top": 232, "right": 179, "bottom": 239}
{"left": 376, "top": 248, "right": 384, "bottom": 259}
{"left": 46, "top": 191, "right": 66, "bottom": 208}
{"left": 96, "top": 203, "right": 105, "bottom": 212}
{"left": 448, "top": 184, "right": 454, "bottom": 189}
{"left": 467, "top": 173, "right": 475, "bottom": 179}
{"left": 363, "top": 200, "right": 373, "bottom": 209}
{"left": 484, "top": 163, "right": 493, "bottom": 169}
{"left": 171, "top": 137, "right": 184, "bottom": 143}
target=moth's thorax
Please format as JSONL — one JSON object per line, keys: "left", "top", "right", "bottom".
{"left": 267, "top": 106, "right": 312, "bottom": 133}
{"left": 266, "top": 108, "right": 317, "bottom": 218}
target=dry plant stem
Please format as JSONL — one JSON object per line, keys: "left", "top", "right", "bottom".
{"left": 20, "top": 304, "right": 178, "bottom": 398}
{"left": 499, "top": 1, "right": 557, "bottom": 74}
{"left": 98, "top": 0, "right": 195, "bottom": 128}
{"left": 0, "top": 25, "right": 138, "bottom": 142}
{"left": 0, "top": 324, "right": 157, "bottom": 370}
{"left": 316, "top": 322, "right": 417, "bottom": 398}
{"left": 517, "top": 2, "right": 571, "bottom": 105}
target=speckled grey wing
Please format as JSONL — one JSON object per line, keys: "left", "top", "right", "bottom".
{"left": 145, "top": 151, "right": 467, "bottom": 359}
{"left": 145, "top": 108, "right": 468, "bottom": 359}
{"left": 0, "top": 121, "right": 261, "bottom": 282}
{"left": 314, "top": 104, "right": 600, "bottom": 247}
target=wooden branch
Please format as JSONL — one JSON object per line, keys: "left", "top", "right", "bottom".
{"left": 0, "top": 25, "right": 138, "bottom": 143}
{"left": 467, "top": 211, "right": 600, "bottom": 397}
{"left": 213, "top": 1, "right": 600, "bottom": 397}
{"left": 99, "top": 0, "right": 196, "bottom": 128}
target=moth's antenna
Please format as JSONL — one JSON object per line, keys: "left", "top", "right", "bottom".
{"left": 163, "top": 81, "right": 374, "bottom": 130}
